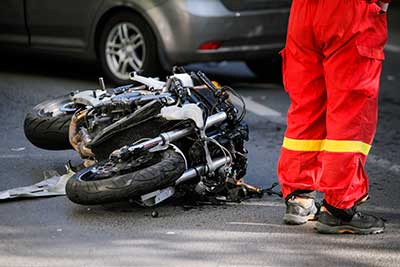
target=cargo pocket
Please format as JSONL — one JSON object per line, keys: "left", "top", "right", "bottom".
{"left": 345, "top": 44, "right": 384, "bottom": 98}
{"left": 357, "top": 44, "right": 385, "bottom": 62}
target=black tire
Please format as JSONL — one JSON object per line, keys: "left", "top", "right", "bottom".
{"left": 66, "top": 149, "right": 185, "bottom": 205}
{"left": 98, "top": 11, "right": 163, "bottom": 85}
{"left": 24, "top": 96, "right": 74, "bottom": 150}
{"left": 246, "top": 55, "right": 282, "bottom": 83}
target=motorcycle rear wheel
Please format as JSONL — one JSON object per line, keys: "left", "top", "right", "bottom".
{"left": 24, "top": 95, "right": 75, "bottom": 150}
{"left": 66, "top": 149, "right": 185, "bottom": 205}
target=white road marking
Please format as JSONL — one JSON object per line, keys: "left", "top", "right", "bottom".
{"left": 243, "top": 96, "right": 282, "bottom": 117}
{"left": 0, "top": 154, "right": 23, "bottom": 159}
{"left": 227, "top": 201, "right": 285, "bottom": 207}
{"left": 386, "top": 75, "right": 396, "bottom": 81}
{"left": 166, "top": 231, "right": 176, "bottom": 235}
{"left": 227, "top": 222, "right": 279, "bottom": 227}
{"left": 385, "top": 44, "right": 400, "bottom": 53}
{"left": 0, "top": 153, "right": 50, "bottom": 159}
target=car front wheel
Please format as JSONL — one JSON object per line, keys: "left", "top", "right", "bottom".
{"left": 98, "top": 12, "right": 162, "bottom": 85}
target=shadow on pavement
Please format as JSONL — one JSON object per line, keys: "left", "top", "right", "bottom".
{"left": 0, "top": 196, "right": 399, "bottom": 266}
{"left": 0, "top": 53, "right": 100, "bottom": 83}
{"left": 0, "top": 52, "right": 282, "bottom": 87}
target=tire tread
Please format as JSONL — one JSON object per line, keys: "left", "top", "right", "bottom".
{"left": 24, "top": 112, "right": 72, "bottom": 150}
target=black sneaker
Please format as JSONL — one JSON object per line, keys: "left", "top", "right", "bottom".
{"left": 283, "top": 191, "right": 318, "bottom": 225}
{"left": 316, "top": 210, "right": 385, "bottom": 234}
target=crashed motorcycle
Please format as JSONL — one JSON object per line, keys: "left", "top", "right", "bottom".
{"left": 24, "top": 68, "right": 264, "bottom": 206}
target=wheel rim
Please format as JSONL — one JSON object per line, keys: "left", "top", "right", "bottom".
{"left": 105, "top": 22, "right": 146, "bottom": 81}
{"left": 77, "top": 153, "right": 161, "bottom": 182}
{"left": 79, "top": 161, "right": 117, "bottom": 181}
{"left": 35, "top": 97, "right": 76, "bottom": 117}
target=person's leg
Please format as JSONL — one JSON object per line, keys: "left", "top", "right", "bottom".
{"left": 277, "top": 0, "right": 325, "bottom": 224}
{"left": 316, "top": 0, "right": 387, "bottom": 234}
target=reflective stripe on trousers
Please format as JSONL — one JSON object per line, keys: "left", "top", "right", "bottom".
{"left": 282, "top": 138, "right": 371, "bottom": 156}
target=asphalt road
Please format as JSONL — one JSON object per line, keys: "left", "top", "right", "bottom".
{"left": 0, "top": 13, "right": 399, "bottom": 267}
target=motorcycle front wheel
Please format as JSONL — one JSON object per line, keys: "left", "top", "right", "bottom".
{"left": 66, "top": 149, "right": 185, "bottom": 205}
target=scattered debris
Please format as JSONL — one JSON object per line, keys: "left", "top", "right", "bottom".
{"left": 151, "top": 210, "right": 159, "bottom": 218}
{"left": 263, "top": 182, "right": 283, "bottom": 197}
{"left": 0, "top": 168, "right": 75, "bottom": 200}
{"left": 11, "top": 147, "right": 25, "bottom": 152}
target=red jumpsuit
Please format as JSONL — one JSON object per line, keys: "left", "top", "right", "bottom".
{"left": 278, "top": 0, "right": 388, "bottom": 209}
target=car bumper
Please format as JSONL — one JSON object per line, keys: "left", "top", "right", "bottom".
{"left": 146, "top": 0, "right": 289, "bottom": 67}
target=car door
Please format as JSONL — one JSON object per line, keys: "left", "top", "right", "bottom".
{"left": 25, "top": 0, "right": 103, "bottom": 51}
{"left": 0, "top": 0, "right": 29, "bottom": 45}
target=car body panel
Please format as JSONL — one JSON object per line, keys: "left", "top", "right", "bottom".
{"left": 26, "top": 0, "right": 104, "bottom": 52}
{"left": 0, "top": 0, "right": 28, "bottom": 46}
{"left": 0, "top": 0, "right": 290, "bottom": 69}
{"left": 145, "top": 0, "right": 289, "bottom": 67}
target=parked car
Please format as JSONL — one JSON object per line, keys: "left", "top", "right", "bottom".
{"left": 0, "top": 0, "right": 290, "bottom": 84}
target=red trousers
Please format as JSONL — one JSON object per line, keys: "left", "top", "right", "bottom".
{"left": 278, "top": 0, "right": 388, "bottom": 209}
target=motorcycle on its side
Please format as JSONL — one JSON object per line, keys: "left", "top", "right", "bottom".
{"left": 24, "top": 68, "right": 263, "bottom": 206}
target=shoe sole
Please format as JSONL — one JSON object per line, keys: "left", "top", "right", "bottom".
{"left": 283, "top": 213, "right": 317, "bottom": 225}
{"left": 315, "top": 222, "right": 385, "bottom": 235}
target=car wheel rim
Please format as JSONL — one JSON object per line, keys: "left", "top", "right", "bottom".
{"left": 105, "top": 22, "right": 146, "bottom": 81}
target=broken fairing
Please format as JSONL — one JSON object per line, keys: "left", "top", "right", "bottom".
{"left": 0, "top": 168, "right": 75, "bottom": 200}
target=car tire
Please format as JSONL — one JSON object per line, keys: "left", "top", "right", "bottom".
{"left": 98, "top": 11, "right": 163, "bottom": 85}
{"left": 246, "top": 55, "right": 282, "bottom": 83}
